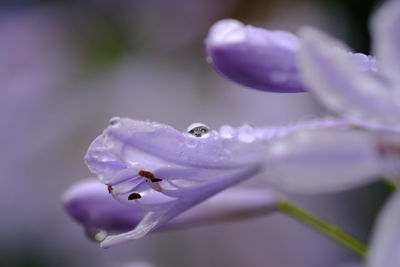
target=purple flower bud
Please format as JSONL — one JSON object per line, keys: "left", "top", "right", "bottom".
{"left": 62, "top": 178, "right": 279, "bottom": 239}
{"left": 205, "top": 19, "right": 380, "bottom": 95}
{"left": 205, "top": 19, "right": 304, "bottom": 93}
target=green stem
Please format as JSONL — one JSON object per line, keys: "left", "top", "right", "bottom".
{"left": 278, "top": 200, "right": 367, "bottom": 259}
{"left": 382, "top": 178, "right": 398, "bottom": 193}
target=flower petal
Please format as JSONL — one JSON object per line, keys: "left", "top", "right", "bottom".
{"left": 299, "top": 27, "right": 400, "bottom": 128}
{"left": 205, "top": 19, "right": 305, "bottom": 93}
{"left": 63, "top": 179, "right": 279, "bottom": 235}
{"left": 265, "top": 127, "right": 394, "bottom": 193}
{"left": 371, "top": 0, "right": 400, "bottom": 86}
{"left": 367, "top": 192, "right": 400, "bottom": 267}
{"left": 100, "top": 166, "right": 259, "bottom": 248}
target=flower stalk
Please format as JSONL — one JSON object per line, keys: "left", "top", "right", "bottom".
{"left": 278, "top": 200, "right": 367, "bottom": 259}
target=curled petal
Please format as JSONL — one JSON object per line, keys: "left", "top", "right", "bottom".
{"left": 83, "top": 118, "right": 266, "bottom": 247}
{"left": 205, "top": 19, "right": 305, "bottom": 93}
{"left": 367, "top": 192, "right": 400, "bottom": 267}
{"left": 63, "top": 179, "right": 279, "bottom": 245}
{"left": 265, "top": 127, "right": 395, "bottom": 193}
{"left": 100, "top": 166, "right": 259, "bottom": 248}
{"left": 372, "top": 0, "right": 400, "bottom": 86}
{"left": 299, "top": 27, "right": 400, "bottom": 128}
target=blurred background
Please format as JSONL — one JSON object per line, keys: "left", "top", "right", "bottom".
{"left": 0, "top": 0, "right": 390, "bottom": 266}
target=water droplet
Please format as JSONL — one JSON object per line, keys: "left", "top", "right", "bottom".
{"left": 109, "top": 117, "right": 121, "bottom": 127}
{"left": 238, "top": 124, "right": 256, "bottom": 143}
{"left": 206, "top": 56, "right": 213, "bottom": 64}
{"left": 85, "top": 228, "right": 108, "bottom": 242}
{"left": 186, "top": 123, "right": 211, "bottom": 138}
{"left": 220, "top": 125, "right": 235, "bottom": 138}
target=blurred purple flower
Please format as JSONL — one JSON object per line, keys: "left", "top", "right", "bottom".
{"left": 296, "top": 2, "right": 400, "bottom": 266}
{"left": 63, "top": 178, "right": 278, "bottom": 238}
{"left": 205, "top": 19, "right": 378, "bottom": 93}
{"left": 298, "top": 1, "right": 400, "bottom": 131}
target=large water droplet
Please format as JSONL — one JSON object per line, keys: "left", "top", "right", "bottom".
{"left": 85, "top": 228, "right": 108, "bottom": 242}
{"left": 186, "top": 123, "right": 211, "bottom": 138}
{"left": 109, "top": 117, "right": 121, "bottom": 127}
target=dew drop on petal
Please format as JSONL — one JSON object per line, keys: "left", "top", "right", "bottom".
{"left": 186, "top": 123, "right": 211, "bottom": 138}
{"left": 220, "top": 125, "right": 235, "bottom": 138}
{"left": 85, "top": 228, "right": 108, "bottom": 242}
{"left": 109, "top": 117, "right": 121, "bottom": 127}
{"left": 238, "top": 124, "right": 256, "bottom": 143}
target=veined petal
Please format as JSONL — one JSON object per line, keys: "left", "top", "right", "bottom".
{"left": 367, "top": 192, "right": 400, "bottom": 267}
{"left": 299, "top": 27, "right": 400, "bottom": 128}
{"left": 205, "top": 19, "right": 305, "bottom": 93}
{"left": 84, "top": 118, "right": 266, "bottom": 247}
{"left": 371, "top": 0, "right": 400, "bottom": 86}
{"left": 265, "top": 127, "right": 399, "bottom": 193}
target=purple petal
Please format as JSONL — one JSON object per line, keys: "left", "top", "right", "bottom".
{"left": 367, "top": 192, "right": 400, "bottom": 267}
{"left": 299, "top": 27, "right": 400, "bottom": 128}
{"left": 371, "top": 0, "right": 400, "bottom": 86}
{"left": 63, "top": 178, "right": 279, "bottom": 246}
{"left": 63, "top": 178, "right": 146, "bottom": 232}
{"left": 265, "top": 126, "right": 398, "bottom": 193}
{"left": 84, "top": 118, "right": 267, "bottom": 247}
{"left": 205, "top": 19, "right": 305, "bottom": 93}
{"left": 100, "top": 166, "right": 259, "bottom": 248}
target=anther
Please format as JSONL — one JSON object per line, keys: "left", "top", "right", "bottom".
{"left": 128, "top": 193, "right": 142, "bottom": 200}
{"left": 107, "top": 185, "right": 113, "bottom": 194}
{"left": 139, "top": 170, "right": 162, "bottom": 183}
{"left": 138, "top": 170, "right": 156, "bottom": 180}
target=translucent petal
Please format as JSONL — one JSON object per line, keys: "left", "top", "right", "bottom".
{"left": 299, "top": 27, "right": 400, "bottom": 128}
{"left": 265, "top": 127, "right": 389, "bottom": 193}
{"left": 367, "top": 192, "right": 400, "bottom": 267}
{"left": 371, "top": 0, "right": 400, "bottom": 86}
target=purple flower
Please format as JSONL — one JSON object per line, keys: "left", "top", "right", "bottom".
{"left": 296, "top": 2, "right": 400, "bottom": 266}
{"left": 63, "top": 178, "right": 279, "bottom": 239}
{"left": 80, "top": 116, "right": 395, "bottom": 247}
{"left": 205, "top": 19, "right": 378, "bottom": 93}
{"left": 84, "top": 118, "right": 263, "bottom": 247}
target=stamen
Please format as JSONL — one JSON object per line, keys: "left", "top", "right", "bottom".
{"left": 139, "top": 170, "right": 163, "bottom": 183}
{"left": 128, "top": 193, "right": 142, "bottom": 200}
{"left": 107, "top": 185, "right": 113, "bottom": 194}
{"left": 138, "top": 170, "right": 156, "bottom": 180}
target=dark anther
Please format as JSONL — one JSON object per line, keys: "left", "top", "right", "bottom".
{"left": 139, "top": 170, "right": 162, "bottom": 183}
{"left": 138, "top": 170, "right": 156, "bottom": 179}
{"left": 128, "top": 193, "right": 142, "bottom": 200}
{"left": 107, "top": 185, "right": 113, "bottom": 194}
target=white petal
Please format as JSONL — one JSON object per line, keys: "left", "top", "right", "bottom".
{"left": 299, "top": 27, "right": 400, "bottom": 128}
{"left": 367, "top": 192, "right": 400, "bottom": 267}
{"left": 371, "top": 0, "right": 400, "bottom": 86}
{"left": 265, "top": 127, "right": 387, "bottom": 193}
